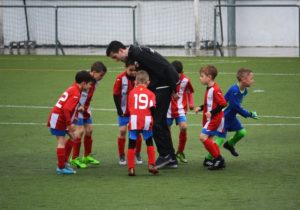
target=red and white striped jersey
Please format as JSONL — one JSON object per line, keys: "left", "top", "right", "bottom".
{"left": 167, "top": 73, "right": 194, "bottom": 118}
{"left": 113, "top": 71, "right": 135, "bottom": 117}
{"left": 47, "top": 83, "right": 81, "bottom": 130}
{"left": 128, "top": 85, "right": 156, "bottom": 131}
{"left": 202, "top": 83, "right": 227, "bottom": 131}
{"left": 77, "top": 81, "right": 98, "bottom": 119}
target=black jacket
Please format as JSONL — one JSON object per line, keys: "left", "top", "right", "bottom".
{"left": 128, "top": 45, "right": 179, "bottom": 92}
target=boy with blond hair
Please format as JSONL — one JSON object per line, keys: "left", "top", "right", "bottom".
{"left": 127, "top": 70, "right": 158, "bottom": 176}
{"left": 222, "top": 68, "right": 257, "bottom": 156}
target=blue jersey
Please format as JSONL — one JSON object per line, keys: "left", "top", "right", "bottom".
{"left": 224, "top": 84, "right": 251, "bottom": 119}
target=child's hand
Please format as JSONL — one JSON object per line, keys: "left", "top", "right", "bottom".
{"left": 77, "top": 105, "right": 85, "bottom": 113}
{"left": 189, "top": 106, "right": 194, "bottom": 111}
{"left": 250, "top": 111, "right": 259, "bottom": 119}
{"left": 205, "top": 111, "right": 211, "bottom": 118}
{"left": 172, "top": 92, "right": 179, "bottom": 101}
{"left": 195, "top": 105, "right": 204, "bottom": 114}
{"left": 68, "top": 124, "right": 76, "bottom": 132}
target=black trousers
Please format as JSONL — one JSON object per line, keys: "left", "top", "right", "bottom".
{"left": 152, "top": 87, "right": 176, "bottom": 159}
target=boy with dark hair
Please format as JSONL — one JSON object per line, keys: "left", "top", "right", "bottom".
{"left": 167, "top": 60, "right": 194, "bottom": 164}
{"left": 107, "top": 40, "right": 179, "bottom": 169}
{"left": 47, "top": 70, "right": 93, "bottom": 175}
{"left": 113, "top": 60, "right": 143, "bottom": 165}
{"left": 127, "top": 70, "right": 158, "bottom": 176}
{"left": 70, "top": 62, "right": 107, "bottom": 169}
{"left": 195, "top": 65, "right": 227, "bottom": 170}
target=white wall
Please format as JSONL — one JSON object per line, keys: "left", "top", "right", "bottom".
{"left": 2, "top": 0, "right": 299, "bottom": 47}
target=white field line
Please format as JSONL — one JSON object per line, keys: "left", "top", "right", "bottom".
{"left": 0, "top": 105, "right": 115, "bottom": 111}
{"left": 185, "top": 72, "right": 300, "bottom": 76}
{"left": 0, "top": 122, "right": 300, "bottom": 127}
{"left": 1, "top": 104, "right": 300, "bottom": 119}
{"left": 0, "top": 68, "right": 300, "bottom": 76}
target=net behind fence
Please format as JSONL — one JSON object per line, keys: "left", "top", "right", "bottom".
{"left": 1, "top": 0, "right": 223, "bottom": 55}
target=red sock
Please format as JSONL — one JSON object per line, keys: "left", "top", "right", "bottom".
{"left": 127, "top": 148, "right": 135, "bottom": 169}
{"left": 203, "top": 138, "right": 220, "bottom": 158}
{"left": 147, "top": 146, "right": 156, "bottom": 165}
{"left": 118, "top": 137, "right": 126, "bottom": 156}
{"left": 72, "top": 137, "right": 81, "bottom": 159}
{"left": 84, "top": 135, "right": 92, "bottom": 157}
{"left": 64, "top": 139, "right": 73, "bottom": 162}
{"left": 177, "top": 130, "right": 187, "bottom": 153}
{"left": 56, "top": 148, "right": 65, "bottom": 169}
{"left": 135, "top": 135, "right": 142, "bottom": 154}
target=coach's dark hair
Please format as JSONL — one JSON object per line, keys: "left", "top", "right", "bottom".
{"left": 106, "top": 40, "right": 126, "bottom": 56}
{"left": 200, "top": 65, "right": 218, "bottom": 80}
{"left": 171, "top": 60, "right": 183, "bottom": 73}
{"left": 91, "top": 61, "right": 107, "bottom": 73}
{"left": 75, "top": 70, "right": 93, "bottom": 83}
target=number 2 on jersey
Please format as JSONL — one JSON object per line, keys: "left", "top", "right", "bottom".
{"left": 55, "top": 92, "right": 68, "bottom": 108}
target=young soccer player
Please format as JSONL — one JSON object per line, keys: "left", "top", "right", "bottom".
{"left": 222, "top": 68, "right": 257, "bottom": 156}
{"left": 47, "top": 70, "right": 93, "bottom": 175}
{"left": 195, "top": 65, "right": 227, "bottom": 170}
{"left": 167, "top": 60, "right": 194, "bottom": 164}
{"left": 113, "top": 60, "right": 143, "bottom": 165}
{"left": 70, "top": 62, "right": 107, "bottom": 169}
{"left": 127, "top": 70, "right": 158, "bottom": 176}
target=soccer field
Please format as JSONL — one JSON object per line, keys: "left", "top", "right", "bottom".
{"left": 0, "top": 55, "right": 299, "bottom": 210}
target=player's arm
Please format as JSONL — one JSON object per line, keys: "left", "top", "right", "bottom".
{"left": 195, "top": 105, "right": 204, "bottom": 114}
{"left": 210, "top": 90, "right": 227, "bottom": 116}
{"left": 149, "top": 92, "right": 156, "bottom": 116}
{"left": 228, "top": 91, "right": 252, "bottom": 118}
{"left": 113, "top": 78, "right": 123, "bottom": 116}
{"left": 187, "top": 80, "right": 195, "bottom": 110}
{"left": 113, "top": 95, "right": 123, "bottom": 116}
{"left": 62, "top": 94, "right": 80, "bottom": 127}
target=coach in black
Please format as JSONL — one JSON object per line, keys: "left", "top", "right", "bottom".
{"left": 106, "top": 40, "right": 179, "bottom": 169}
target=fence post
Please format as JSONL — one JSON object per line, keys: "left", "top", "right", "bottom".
{"left": 132, "top": 6, "right": 136, "bottom": 45}
{"left": 55, "top": 6, "right": 58, "bottom": 55}
{"left": 213, "top": 7, "right": 217, "bottom": 56}
{"left": 227, "top": 0, "right": 236, "bottom": 47}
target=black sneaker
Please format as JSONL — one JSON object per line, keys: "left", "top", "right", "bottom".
{"left": 203, "top": 158, "right": 213, "bottom": 167}
{"left": 163, "top": 159, "right": 178, "bottom": 169}
{"left": 223, "top": 141, "right": 239, "bottom": 157}
{"left": 208, "top": 156, "right": 225, "bottom": 170}
{"left": 155, "top": 155, "right": 171, "bottom": 169}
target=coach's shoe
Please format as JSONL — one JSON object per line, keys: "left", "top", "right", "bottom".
{"left": 164, "top": 159, "right": 178, "bottom": 169}
{"left": 70, "top": 157, "right": 88, "bottom": 169}
{"left": 223, "top": 141, "right": 239, "bottom": 157}
{"left": 119, "top": 155, "right": 127, "bottom": 166}
{"left": 176, "top": 152, "right": 188, "bottom": 163}
{"left": 128, "top": 168, "right": 136, "bottom": 176}
{"left": 155, "top": 155, "right": 171, "bottom": 169}
{"left": 148, "top": 164, "right": 159, "bottom": 175}
{"left": 135, "top": 153, "right": 143, "bottom": 165}
{"left": 203, "top": 158, "right": 213, "bottom": 167}
{"left": 83, "top": 155, "right": 100, "bottom": 165}
{"left": 56, "top": 167, "right": 76, "bottom": 175}
{"left": 208, "top": 156, "right": 225, "bottom": 170}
